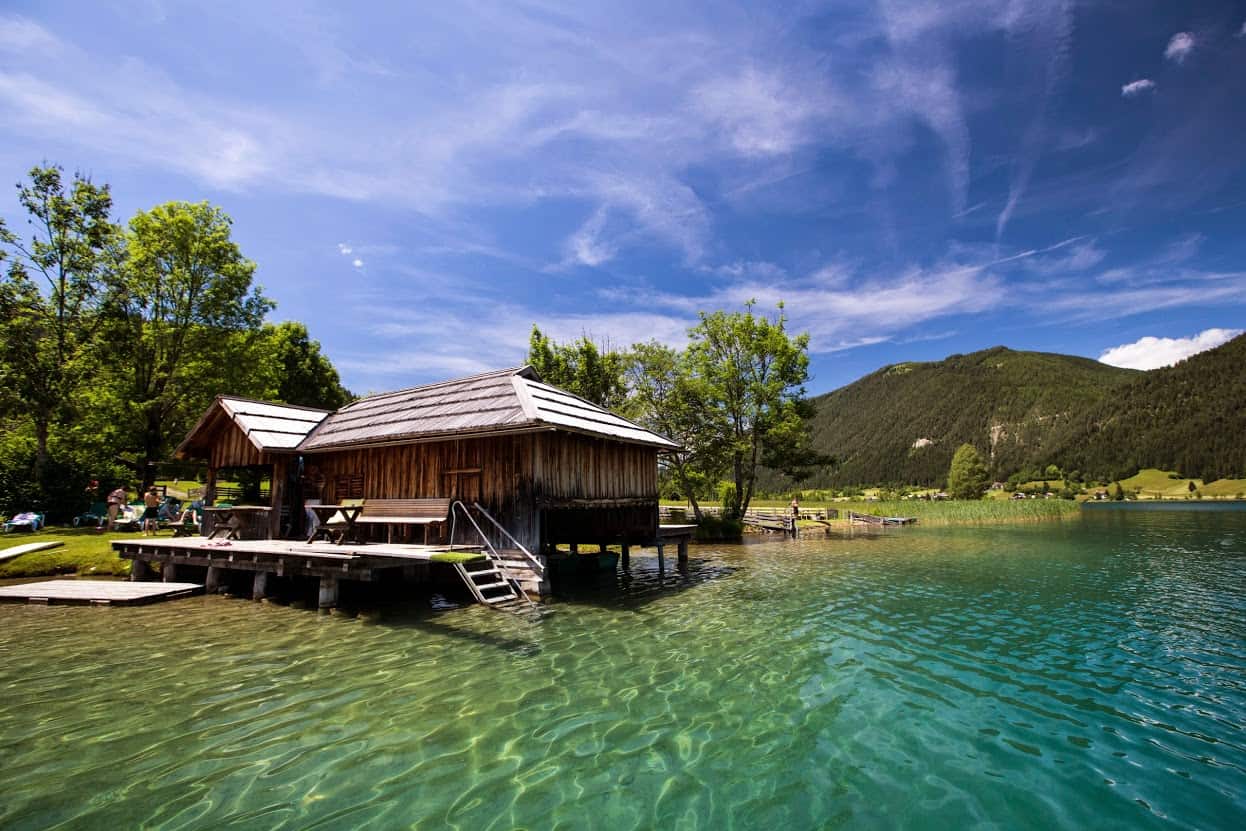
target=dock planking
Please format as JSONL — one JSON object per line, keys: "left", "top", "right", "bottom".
{"left": 0, "top": 579, "right": 204, "bottom": 606}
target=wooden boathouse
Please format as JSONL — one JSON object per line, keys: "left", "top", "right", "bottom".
{"left": 117, "top": 367, "right": 687, "bottom": 606}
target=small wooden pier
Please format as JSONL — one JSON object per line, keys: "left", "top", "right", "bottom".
{"left": 0, "top": 579, "right": 203, "bottom": 606}
{"left": 848, "top": 511, "right": 917, "bottom": 526}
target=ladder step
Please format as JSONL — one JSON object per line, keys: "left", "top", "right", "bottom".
{"left": 481, "top": 592, "right": 520, "bottom": 604}
{"left": 474, "top": 581, "right": 513, "bottom": 592}
{"left": 468, "top": 569, "right": 503, "bottom": 580}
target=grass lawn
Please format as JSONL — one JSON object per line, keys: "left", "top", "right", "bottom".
{"left": 0, "top": 526, "right": 139, "bottom": 579}
{"left": 1115, "top": 468, "right": 1246, "bottom": 499}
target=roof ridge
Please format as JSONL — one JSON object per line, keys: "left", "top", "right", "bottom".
{"left": 343, "top": 366, "right": 527, "bottom": 407}
{"left": 217, "top": 395, "right": 332, "bottom": 415}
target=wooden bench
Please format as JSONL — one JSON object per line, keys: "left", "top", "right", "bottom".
{"left": 353, "top": 498, "right": 452, "bottom": 544}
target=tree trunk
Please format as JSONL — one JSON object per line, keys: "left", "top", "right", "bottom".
{"left": 33, "top": 418, "right": 50, "bottom": 482}
{"left": 140, "top": 409, "right": 163, "bottom": 491}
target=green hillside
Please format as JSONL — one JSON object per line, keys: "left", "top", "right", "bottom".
{"left": 800, "top": 346, "right": 1139, "bottom": 487}
{"left": 1047, "top": 333, "right": 1246, "bottom": 482}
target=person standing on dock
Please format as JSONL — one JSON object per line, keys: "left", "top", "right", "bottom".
{"left": 142, "top": 487, "right": 161, "bottom": 536}
{"left": 789, "top": 495, "right": 801, "bottom": 537}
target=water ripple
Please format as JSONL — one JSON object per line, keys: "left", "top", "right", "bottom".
{"left": 1, "top": 509, "right": 1244, "bottom": 828}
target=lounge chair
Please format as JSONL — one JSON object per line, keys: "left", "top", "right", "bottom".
{"left": 74, "top": 502, "right": 109, "bottom": 527}
{"left": 4, "top": 512, "right": 44, "bottom": 533}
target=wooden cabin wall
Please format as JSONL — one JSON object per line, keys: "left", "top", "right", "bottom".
{"left": 207, "top": 425, "right": 270, "bottom": 469}
{"left": 533, "top": 433, "right": 658, "bottom": 500}
{"left": 307, "top": 432, "right": 661, "bottom": 552}
{"left": 308, "top": 435, "right": 539, "bottom": 552}
{"left": 534, "top": 433, "right": 659, "bottom": 546}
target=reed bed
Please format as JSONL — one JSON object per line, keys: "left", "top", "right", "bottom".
{"left": 668, "top": 498, "right": 1082, "bottom": 527}
{"left": 830, "top": 499, "right": 1081, "bottom": 526}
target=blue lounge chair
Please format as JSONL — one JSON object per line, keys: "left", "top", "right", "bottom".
{"left": 4, "top": 512, "right": 44, "bottom": 533}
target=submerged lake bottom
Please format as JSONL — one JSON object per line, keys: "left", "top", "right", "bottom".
{"left": 1, "top": 508, "right": 1244, "bottom": 829}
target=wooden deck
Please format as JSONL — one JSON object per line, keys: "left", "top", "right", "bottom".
{"left": 113, "top": 537, "right": 463, "bottom": 581}
{"left": 0, "top": 579, "right": 203, "bottom": 606}
{"left": 111, "top": 537, "right": 489, "bottom": 609}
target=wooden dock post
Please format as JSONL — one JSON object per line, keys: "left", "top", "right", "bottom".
{"left": 163, "top": 562, "right": 178, "bottom": 582}
{"left": 318, "top": 576, "right": 339, "bottom": 609}
{"left": 621, "top": 544, "right": 630, "bottom": 571}
{"left": 205, "top": 566, "right": 222, "bottom": 593}
{"left": 130, "top": 558, "right": 151, "bottom": 582}
{"left": 252, "top": 571, "right": 269, "bottom": 601}
{"left": 657, "top": 543, "right": 665, "bottom": 575}
{"left": 677, "top": 538, "right": 689, "bottom": 567}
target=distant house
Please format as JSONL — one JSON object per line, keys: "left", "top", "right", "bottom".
{"left": 176, "top": 366, "right": 678, "bottom": 554}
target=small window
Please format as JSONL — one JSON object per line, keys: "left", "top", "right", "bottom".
{"left": 334, "top": 473, "right": 364, "bottom": 499}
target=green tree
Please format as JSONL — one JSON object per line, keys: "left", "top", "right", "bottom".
{"left": 685, "top": 302, "right": 810, "bottom": 518}
{"left": 261, "top": 321, "right": 352, "bottom": 409}
{"left": 103, "top": 201, "right": 272, "bottom": 488}
{"left": 627, "top": 341, "right": 724, "bottom": 521}
{"left": 947, "top": 443, "right": 989, "bottom": 499}
{"left": 0, "top": 165, "right": 121, "bottom": 477}
{"left": 527, "top": 326, "right": 629, "bottom": 411}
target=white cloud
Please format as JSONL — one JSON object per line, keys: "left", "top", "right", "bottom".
{"left": 351, "top": 258, "right": 364, "bottom": 269}
{"left": 1121, "top": 79, "right": 1156, "bottom": 97}
{"left": 562, "top": 206, "right": 616, "bottom": 268}
{"left": 337, "top": 243, "right": 352, "bottom": 255}
{"left": 1099, "top": 328, "right": 1242, "bottom": 370}
{"left": 1164, "top": 32, "right": 1195, "bottom": 63}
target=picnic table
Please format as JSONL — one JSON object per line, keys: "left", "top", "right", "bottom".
{"left": 204, "top": 506, "right": 272, "bottom": 540}
{"left": 306, "top": 503, "right": 364, "bottom": 544}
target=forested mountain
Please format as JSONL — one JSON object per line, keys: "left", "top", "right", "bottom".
{"left": 1047, "top": 333, "right": 1246, "bottom": 482}
{"left": 798, "top": 347, "right": 1140, "bottom": 487}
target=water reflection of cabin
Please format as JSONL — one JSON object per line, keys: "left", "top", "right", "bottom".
{"left": 175, "top": 366, "right": 677, "bottom": 556}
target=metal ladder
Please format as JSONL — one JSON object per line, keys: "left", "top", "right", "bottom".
{"left": 447, "top": 501, "right": 545, "bottom": 612}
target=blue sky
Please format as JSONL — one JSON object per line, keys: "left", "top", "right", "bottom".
{"left": 2, "top": 1, "right": 1244, "bottom": 395}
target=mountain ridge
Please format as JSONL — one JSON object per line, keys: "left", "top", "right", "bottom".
{"left": 793, "top": 338, "right": 1246, "bottom": 488}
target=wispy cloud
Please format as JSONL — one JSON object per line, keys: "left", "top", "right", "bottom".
{"left": 692, "top": 67, "right": 819, "bottom": 157}
{"left": 1164, "top": 32, "right": 1195, "bottom": 63}
{"left": 561, "top": 206, "right": 615, "bottom": 268}
{"left": 1024, "top": 238, "right": 1107, "bottom": 274}
{"left": 1121, "top": 79, "right": 1156, "bottom": 97}
{"left": 0, "top": 15, "right": 62, "bottom": 53}
{"left": 1099, "top": 327, "right": 1241, "bottom": 370}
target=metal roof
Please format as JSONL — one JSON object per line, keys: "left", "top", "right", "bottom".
{"left": 176, "top": 396, "right": 330, "bottom": 458}
{"left": 299, "top": 366, "right": 677, "bottom": 451}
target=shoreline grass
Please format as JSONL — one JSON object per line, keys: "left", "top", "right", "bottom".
{"left": 664, "top": 498, "right": 1082, "bottom": 527}
{"left": 1, "top": 527, "right": 132, "bottom": 580}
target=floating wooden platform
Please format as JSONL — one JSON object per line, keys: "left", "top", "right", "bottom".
{"left": 0, "top": 540, "right": 64, "bottom": 563}
{"left": 0, "top": 579, "right": 203, "bottom": 606}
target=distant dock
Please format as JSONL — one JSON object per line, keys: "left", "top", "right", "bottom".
{"left": 0, "top": 579, "right": 203, "bottom": 606}
{"left": 848, "top": 511, "right": 917, "bottom": 526}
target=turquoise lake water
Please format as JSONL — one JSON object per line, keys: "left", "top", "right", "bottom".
{"left": 1, "top": 508, "right": 1244, "bottom": 829}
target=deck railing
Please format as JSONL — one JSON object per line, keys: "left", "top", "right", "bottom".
{"left": 446, "top": 500, "right": 545, "bottom": 577}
